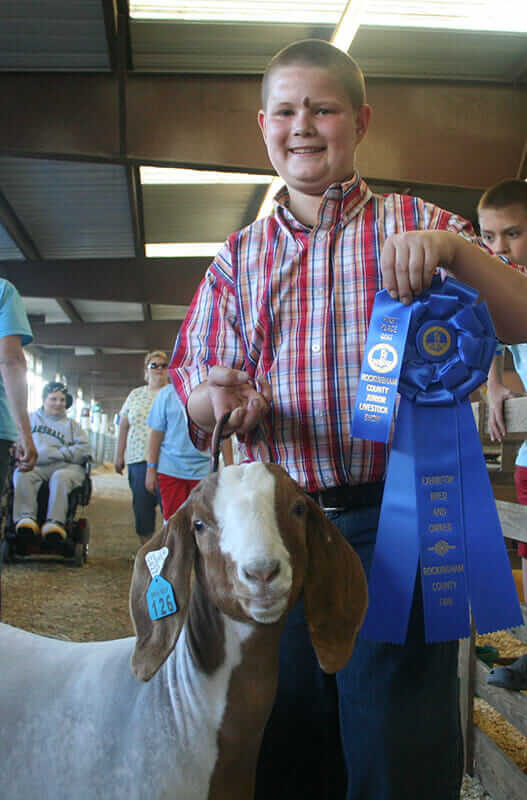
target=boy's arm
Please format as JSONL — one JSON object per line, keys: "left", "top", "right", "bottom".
{"left": 381, "top": 230, "right": 527, "bottom": 344}
{"left": 187, "top": 366, "right": 272, "bottom": 436}
{"left": 145, "top": 429, "right": 164, "bottom": 495}
{"left": 0, "top": 334, "right": 37, "bottom": 471}
{"left": 61, "top": 423, "right": 91, "bottom": 464}
{"left": 486, "top": 353, "right": 515, "bottom": 442}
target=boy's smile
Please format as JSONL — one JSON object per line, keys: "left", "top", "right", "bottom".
{"left": 258, "top": 65, "right": 370, "bottom": 220}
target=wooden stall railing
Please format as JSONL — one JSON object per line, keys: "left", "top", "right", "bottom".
{"left": 458, "top": 397, "right": 527, "bottom": 799}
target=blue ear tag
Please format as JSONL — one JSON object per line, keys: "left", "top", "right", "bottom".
{"left": 147, "top": 576, "right": 178, "bottom": 621}
{"left": 144, "top": 546, "right": 178, "bottom": 621}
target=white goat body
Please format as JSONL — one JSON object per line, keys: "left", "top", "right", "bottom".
{"left": 0, "top": 462, "right": 368, "bottom": 800}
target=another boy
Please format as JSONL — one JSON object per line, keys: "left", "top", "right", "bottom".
{"left": 477, "top": 180, "right": 527, "bottom": 691}
{"left": 171, "top": 41, "right": 527, "bottom": 800}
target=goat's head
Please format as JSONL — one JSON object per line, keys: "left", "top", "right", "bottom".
{"left": 130, "top": 463, "right": 368, "bottom": 681}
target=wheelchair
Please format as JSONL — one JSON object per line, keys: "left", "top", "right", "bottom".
{"left": 0, "top": 457, "right": 92, "bottom": 568}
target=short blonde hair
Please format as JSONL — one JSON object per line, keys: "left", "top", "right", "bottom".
{"left": 478, "top": 179, "right": 527, "bottom": 214}
{"left": 262, "top": 39, "right": 366, "bottom": 110}
{"left": 144, "top": 351, "right": 168, "bottom": 370}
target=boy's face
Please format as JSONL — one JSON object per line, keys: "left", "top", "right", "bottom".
{"left": 44, "top": 391, "right": 66, "bottom": 417}
{"left": 258, "top": 65, "right": 370, "bottom": 201}
{"left": 478, "top": 203, "right": 527, "bottom": 266}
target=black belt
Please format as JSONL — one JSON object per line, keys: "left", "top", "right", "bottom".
{"left": 308, "top": 481, "right": 384, "bottom": 511}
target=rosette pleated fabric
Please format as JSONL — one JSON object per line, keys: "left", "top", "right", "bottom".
{"left": 353, "top": 276, "right": 523, "bottom": 643}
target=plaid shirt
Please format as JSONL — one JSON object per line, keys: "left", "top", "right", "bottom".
{"left": 170, "top": 174, "right": 481, "bottom": 492}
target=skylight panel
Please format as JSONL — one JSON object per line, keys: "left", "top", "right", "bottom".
{"left": 140, "top": 167, "right": 274, "bottom": 184}
{"left": 130, "top": 0, "right": 527, "bottom": 33}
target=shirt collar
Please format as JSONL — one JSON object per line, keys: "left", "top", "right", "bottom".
{"left": 273, "top": 173, "right": 372, "bottom": 233}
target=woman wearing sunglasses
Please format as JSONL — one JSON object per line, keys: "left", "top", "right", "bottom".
{"left": 114, "top": 350, "right": 169, "bottom": 544}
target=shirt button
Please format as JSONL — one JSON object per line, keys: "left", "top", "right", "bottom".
{"left": 312, "top": 343, "right": 321, "bottom": 353}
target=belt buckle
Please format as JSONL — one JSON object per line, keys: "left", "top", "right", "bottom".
{"left": 313, "top": 491, "right": 345, "bottom": 513}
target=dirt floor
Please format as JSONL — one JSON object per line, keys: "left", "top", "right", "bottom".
{"left": 0, "top": 465, "right": 163, "bottom": 641}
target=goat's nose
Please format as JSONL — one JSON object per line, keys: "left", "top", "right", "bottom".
{"left": 242, "top": 559, "right": 281, "bottom": 584}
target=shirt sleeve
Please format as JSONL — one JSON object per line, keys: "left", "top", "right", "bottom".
{"left": 146, "top": 388, "right": 168, "bottom": 432}
{"left": 169, "top": 241, "right": 245, "bottom": 449}
{"left": 66, "top": 421, "right": 92, "bottom": 464}
{"left": 120, "top": 391, "right": 133, "bottom": 419}
{"left": 0, "top": 280, "right": 33, "bottom": 345}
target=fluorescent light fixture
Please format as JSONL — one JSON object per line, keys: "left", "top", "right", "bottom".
{"left": 130, "top": 1, "right": 527, "bottom": 33}
{"left": 140, "top": 166, "right": 274, "bottom": 185}
{"left": 332, "top": 0, "right": 365, "bottom": 53}
{"left": 130, "top": 1, "right": 347, "bottom": 24}
{"left": 146, "top": 242, "right": 224, "bottom": 257}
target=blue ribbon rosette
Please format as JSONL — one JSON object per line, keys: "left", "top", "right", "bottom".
{"left": 353, "top": 275, "right": 523, "bottom": 643}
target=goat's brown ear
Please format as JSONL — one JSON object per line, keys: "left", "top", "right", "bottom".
{"left": 130, "top": 505, "right": 195, "bottom": 681}
{"left": 303, "top": 498, "right": 368, "bottom": 674}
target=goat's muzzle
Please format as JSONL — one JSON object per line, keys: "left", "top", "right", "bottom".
{"left": 236, "top": 557, "right": 290, "bottom": 624}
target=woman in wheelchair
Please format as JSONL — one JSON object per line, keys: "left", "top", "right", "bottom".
{"left": 13, "top": 381, "right": 91, "bottom": 545}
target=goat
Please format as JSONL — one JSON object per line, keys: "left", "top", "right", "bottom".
{"left": 0, "top": 462, "right": 367, "bottom": 800}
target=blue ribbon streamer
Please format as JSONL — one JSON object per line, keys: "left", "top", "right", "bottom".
{"left": 356, "top": 275, "right": 523, "bottom": 643}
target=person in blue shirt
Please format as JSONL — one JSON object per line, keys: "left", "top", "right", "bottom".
{"left": 145, "top": 384, "right": 210, "bottom": 520}
{"left": 0, "top": 279, "right": 37, "bottom": 491}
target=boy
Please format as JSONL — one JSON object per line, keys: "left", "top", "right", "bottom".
{"left": 171, "top": 40, "right": 527, "bottom": 800}
{"left": 478, "top": 180, "right": 527, "bottom": 690}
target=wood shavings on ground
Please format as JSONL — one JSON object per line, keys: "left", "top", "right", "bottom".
{"left": 461, "top": 774, "right": 493, "bottom": 799}
{"left": 476, "top": 630, "right": 527, "bottom": 660}
{"left": 474, "top": 698, "right": 527, "bottom": 773}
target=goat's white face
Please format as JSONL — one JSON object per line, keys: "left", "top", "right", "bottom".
{"left": 189, "top": 463, "right": 308, "bottom": 625}
{"left": 212, "top": 463, "right": 294, "bottom": 623}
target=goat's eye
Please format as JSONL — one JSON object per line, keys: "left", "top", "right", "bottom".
{"left": 193, "top": 519, "right": 205, "bottom": 533}
{"left": 291, "top": 500, "right": 306, "bottom": 517}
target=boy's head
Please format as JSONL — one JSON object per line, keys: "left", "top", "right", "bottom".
{"left": 477, "top": 179, "right": 527, "bottom": 266}
{"left": 258, "top": 39, "right": 370, "bottom": 212}
{"left": 261, "top": 39, "right": 367, "bottom": 111}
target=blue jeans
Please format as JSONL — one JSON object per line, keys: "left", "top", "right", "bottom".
{"left": 127, "top": 461, "right": 162, "bottom": 538}
{"left": 255, "top": 504, "right": 463, "bottom": 800}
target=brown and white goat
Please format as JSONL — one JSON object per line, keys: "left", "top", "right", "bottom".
{"left": 0, "top": 462, "right": 367, "bottom": 800}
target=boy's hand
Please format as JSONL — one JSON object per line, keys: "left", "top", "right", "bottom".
{"left": 206, "top": 366, "right": 272, "bottom": 435}
{"left": 381, "top": 230, "right": 457, "bottom": 304}
{"left": 487, "top": 382, "right": 516, "bottom": 442}
{"left": 15, "top": 434, "right": 37, "bottom": 472}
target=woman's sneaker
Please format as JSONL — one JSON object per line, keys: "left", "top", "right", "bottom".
{"left": 41, "top": 520, "right": 67, "bottom": 546}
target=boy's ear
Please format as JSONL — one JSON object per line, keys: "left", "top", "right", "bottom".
{"left": 355, "top": 104, "right": 371, "bottom": 143}
{"left": 257, "top": 109, "right": 267, "bottom": 140}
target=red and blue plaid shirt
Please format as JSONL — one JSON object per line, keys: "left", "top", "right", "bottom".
{"left": 170, "top": 174, "right": 482, "bottom": 492}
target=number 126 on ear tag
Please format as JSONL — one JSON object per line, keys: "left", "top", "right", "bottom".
{"left": 147, "top": 575, "right": 178, "bottom": 621}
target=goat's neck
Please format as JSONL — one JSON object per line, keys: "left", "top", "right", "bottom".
{"left": 185, "top": 578, "right": 228, "bottom": 674}
{"left": 183, "top": 579, "right": 285, "bottom": 800}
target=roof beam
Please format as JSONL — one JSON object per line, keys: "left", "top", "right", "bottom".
{"left": 56, "top": 298, "right": 83, "bottom": 323}
{"left": 31, "top": 320, "right": 179, "bottom": 351}
{"left": 128, "top": 164, "right": 145, "bottom": 256}
{"left": 1, "top": 73, "right": 526, "bottom": 189}
{"left": 101, "top": 0, "right": 119, "bottom": 73}
{"left": 0, "top": 257, "right": 207, "bottom": 304}
{"left": 40, "top": 351, "right": 145, "bottom": 377}
{"left": 0, "top": 189, "right": 42, "bottom": 260}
